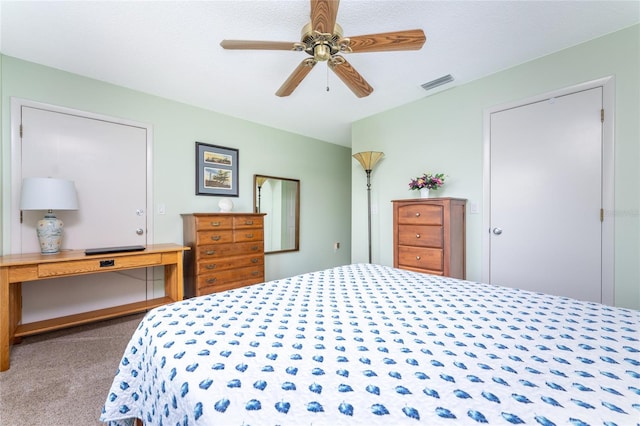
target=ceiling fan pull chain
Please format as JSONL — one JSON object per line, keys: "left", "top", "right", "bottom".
{"left": 326, "top": 64, "right": 330, "bottom": 92}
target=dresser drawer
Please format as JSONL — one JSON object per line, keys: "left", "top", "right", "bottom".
{"left": 401, "top": 265, "right": 444, "bottom": 276}
{"left": 398, "top": 225, "right": 443, "bottom": 248}
{"left": 196, "top": 241, "right": 264, "bottom": 259}
{"left": 196, "top": 230, "right": 233, "bottom": 245}
{"left": 210, "top": 277, "right": 264, "bottom": 293}
{"left": 38, "top": 253, "right": 162, "bottom": 278}
{"left": 234, "top": 215, "right": 263, "bottom": 229}
{"left": 197, "top": 265, "right": 264, "bottom": 291}
{"left": 194, "top": 216, "right": 233, "bottom": 230}
{"left": 397, "top": 246, "right": 443, "bottom": 272}
{"left": 397, "top": 204, "right": 443, "bottom": 225}
{"left": 197, "top": 253, "right": 264, "bottom": 274}
{"left": 235, "top": 229, "right": 264, "bottom": 242}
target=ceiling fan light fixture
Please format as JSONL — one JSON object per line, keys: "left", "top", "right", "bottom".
{"left": 421, "top": 74, "right": 455, "bottom": 91}
{"left": 314, "top": 44, "right": 332, "bottom": 61}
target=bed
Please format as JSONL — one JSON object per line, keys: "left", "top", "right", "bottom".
{"left": 100, "top": 264, "right": 639, "bottom": 425}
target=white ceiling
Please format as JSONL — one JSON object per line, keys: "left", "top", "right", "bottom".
{"left": 1, "top": 1, "right": 638, "bottom": 147}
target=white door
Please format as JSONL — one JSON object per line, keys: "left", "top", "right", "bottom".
{"left": 488, "top": 87, "right": 603, "bottom": 302}
{"left": 14, "top": 104, "right": 152, "bottom": 323}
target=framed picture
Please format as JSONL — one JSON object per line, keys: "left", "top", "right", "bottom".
{"left": 195, "top": 142, "right": 239, "bottom": 197}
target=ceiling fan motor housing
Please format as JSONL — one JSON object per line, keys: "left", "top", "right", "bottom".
{"left": 301, "top": 22, "right": 345, "bottom": 61}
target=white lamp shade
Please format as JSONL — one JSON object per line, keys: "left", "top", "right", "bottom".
{"left": 20, "top": 177, "right": 79, "bottom": 211}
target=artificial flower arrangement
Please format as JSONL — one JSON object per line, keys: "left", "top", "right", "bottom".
{"left": 408, "top": 172, "right": 446, "bottom": 190}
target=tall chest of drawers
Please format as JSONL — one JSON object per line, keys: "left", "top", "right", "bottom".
{"left": 392, "top": 198, "right": 466, "bottom": 279}
{"left": 182, "top": 213, "right": 265, "bottom": 298}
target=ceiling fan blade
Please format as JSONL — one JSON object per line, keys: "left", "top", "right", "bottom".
{"left": 328, "top": 56, "right": 373, "bottom": 98}
{"left": 310, "top": 0, "right": 339, "bottom": 34}
{"left": 220, "top": 40, "right": 299, "bottom": 51}
{"left": 276, "top": 59, "right": 317, "bottom": 97}
{"left": 343, "top": 29, "right": 426, "bottom": 53}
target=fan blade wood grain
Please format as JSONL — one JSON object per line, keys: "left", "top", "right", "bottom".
{"left": 345, "top": 29, "right": 426, "bottom": 53}
{"left": 276, "top": 59, "right": 317, "bottom": 97}
{"left": 310, "top": 0, "right": 339, "bottom": 34}
{"left": 328, "top": 57, "right": 373, "bottom": 98}
{"left": 220, "top": 40, "right": 298, "bottom": 50}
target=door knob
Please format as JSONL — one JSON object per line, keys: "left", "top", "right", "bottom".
{"left": 492, "top": 227, "right": 502, "bottom": 235}
{"left": 136, "top": 228, "right": 144, "bottom": 235}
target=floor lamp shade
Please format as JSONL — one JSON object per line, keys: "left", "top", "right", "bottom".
{"left": 352, "top": 151, "right": 384, "bottom": 172}
{"left": 20, "top": 177, "right": 79, "bottom": 254}
{"left": 353, "top": 151, "right": 384, "bottom": 263}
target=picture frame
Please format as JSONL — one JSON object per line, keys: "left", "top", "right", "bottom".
{"left": 195, "top": 142, "right": 239, "bottom": 197}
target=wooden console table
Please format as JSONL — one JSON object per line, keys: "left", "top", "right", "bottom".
{"left": 0, "top": 243, "right": 189, "bottom": 371}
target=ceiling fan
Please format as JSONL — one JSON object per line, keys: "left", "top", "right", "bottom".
{"left": 220, "top": 0, "right": 426, "bottom": 98}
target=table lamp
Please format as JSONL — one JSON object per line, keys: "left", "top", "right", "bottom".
{"left": 20, "top": 177, "right": 79, "bottom": 254}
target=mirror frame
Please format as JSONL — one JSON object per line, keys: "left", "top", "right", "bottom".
{"left": 253, "top": 174, "right": 300, "bottom": 254}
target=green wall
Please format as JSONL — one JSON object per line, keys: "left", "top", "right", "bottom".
{"left": 0, "top": 56, "right": 352, "bottom": 280}
{"left": 352, "top": 24, "right": 640, "bottom": 309}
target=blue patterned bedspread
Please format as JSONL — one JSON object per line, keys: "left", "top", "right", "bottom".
{"left": 101, "top": 264, "right": 639, "bottom": 425}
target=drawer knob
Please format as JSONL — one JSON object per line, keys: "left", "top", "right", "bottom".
{"left": 416, "top": 234, "right": 421, "bottom": 238}
{"left": 211, "top": 235, "right": 221, "bottom": 241}
{"left": 205, "top": 250, "right": 216, "bottom": 255}
{"left": 416, "top": 256, "right": 421, "bottom": 260}
{"left": 251, "top": 245, "right": 259, "bottom": 251}
{"left": 245, "top": 220, "right": 254, "bottom": 225}
{"left": 415, "top": 212, "right": 421, "bottom": 217}
{"left": 206, "top": 277, "right": 217, "bottom": 284}
{"left": 251, "top": 271, "right": 259, "bottom": 276}
{"left": 205, "top": 264, "right": 216, "bottom": 270}
{"left": 246, "top": 233, "right": 254, "bottom": 238}
{"left": 210, "top": 221, "right": 221, "bottom": 227}
{"left": 251, "top": 258, "right": 259, "bottom": 263}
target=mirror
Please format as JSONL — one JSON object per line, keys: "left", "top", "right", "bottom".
{"left": 254, "top": 174, "right": 300, "bottom": 254}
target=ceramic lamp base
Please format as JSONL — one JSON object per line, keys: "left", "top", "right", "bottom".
{"left": 36, "top": 213, "right": 64, "bottom": 254}
{"left": 218, "top": 198, "right": 234, "bottom": 212}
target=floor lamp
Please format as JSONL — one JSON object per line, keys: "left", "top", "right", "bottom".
{"left": 352, "top": 151, "right": 384, "bottom": 263}
{"left": 255, "top": 176, "right": 268, "bottom": 213}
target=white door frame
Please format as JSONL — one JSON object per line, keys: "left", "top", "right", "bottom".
{"left": 482, "top": 76, "right": 614, "bottom": 305}
{"left": 8, "top": 97, "right": 154, "bottom": 253}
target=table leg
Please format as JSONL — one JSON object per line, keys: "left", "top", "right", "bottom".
{"left": 10, "top": 283, "right": 22, "bottom": 344}
{"left": 1, "top": 268, "right": 10, "bottom": 371}
{"left": 164, "top": 261, "right": 184, "bottom": 302}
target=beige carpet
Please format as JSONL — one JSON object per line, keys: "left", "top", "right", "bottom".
{"left": 0, "top": 313, "right": 144, "bottom": 426}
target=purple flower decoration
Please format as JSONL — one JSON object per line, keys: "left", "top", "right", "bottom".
{"left": 408, "top": 173, "right": 446, "bottom": 190}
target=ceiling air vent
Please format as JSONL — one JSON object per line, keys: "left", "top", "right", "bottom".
{"left": 421, "top": 74, "right": 454, "bottom": 91}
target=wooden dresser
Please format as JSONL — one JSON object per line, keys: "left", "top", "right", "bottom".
{"left": 392, "top": 198, "right": 466, "bottom": 279}
{"left": 181, "top": 213, "right": 265, "bottom": 297}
